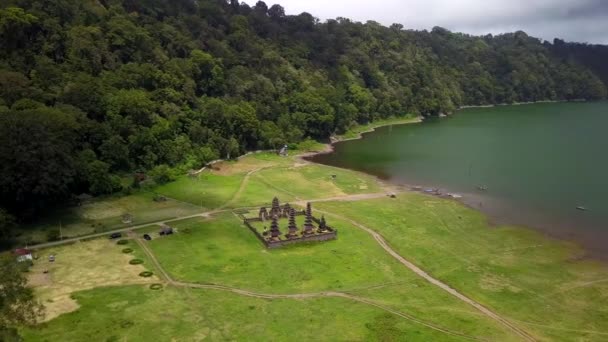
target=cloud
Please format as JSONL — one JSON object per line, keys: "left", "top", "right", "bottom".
{"left": 261, "top": 0, "right": 608, "bottom": 43}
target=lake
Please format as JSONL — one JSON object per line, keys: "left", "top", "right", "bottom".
{"left": 311, "top": 102, "right": 608, "bottom": 258}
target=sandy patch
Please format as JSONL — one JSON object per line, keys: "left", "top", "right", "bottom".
{"left": 28, "top": 239, "right": 158, "bottom": 321}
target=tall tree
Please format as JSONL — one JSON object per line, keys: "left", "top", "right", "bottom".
{"left": 0, "top": 255, "right": 44, "bottom": 339}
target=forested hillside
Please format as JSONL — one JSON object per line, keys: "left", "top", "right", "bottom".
{"left": 1, "top": 0, "right": 607, "bottom": 223}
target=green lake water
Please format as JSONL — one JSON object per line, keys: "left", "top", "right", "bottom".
{"left": 311, "top": 102, "right": 608, "bottom": 257}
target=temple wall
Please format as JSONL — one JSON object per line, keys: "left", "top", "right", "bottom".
{"left": 242, "top": 217, "right": 337, "bottom": 249}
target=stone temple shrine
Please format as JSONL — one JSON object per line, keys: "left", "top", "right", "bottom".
{"left": 240, "top": 197, "right": 337, "bottom": 248}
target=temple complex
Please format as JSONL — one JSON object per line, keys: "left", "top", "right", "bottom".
{"left": 241, "top": 197, "right": 337, "bottom": 248}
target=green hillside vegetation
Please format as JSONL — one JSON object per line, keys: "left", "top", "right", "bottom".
{"left": 1, "top": 0, "right": 608, "bottom": 232}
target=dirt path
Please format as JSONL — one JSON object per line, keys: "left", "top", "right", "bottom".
{"left": 315, "top": 208, "right": 536, "bottom": 342}
{"left": 25, "top": 191, "right": 391, "bottom": 250}
{"left": 133, "top": 237, "right": 483, "bottom": 341}
{"left": 219, "top": 167, "right": 265, "bottom": 209}
{"left": 26, "top": 209, "right": 228, "bottom": 250}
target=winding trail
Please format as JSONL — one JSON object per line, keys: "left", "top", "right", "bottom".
{"left": 28, "top": 185, "right": 536, "bottom": 340}
{"left": 218, "top": 167, "right": 265, "bottom": 209}
{"left": 313, "top": 208, "right": 537, "bottom": 342}
{"left": 133, "top": 237, "right": 484, "bottom": 341}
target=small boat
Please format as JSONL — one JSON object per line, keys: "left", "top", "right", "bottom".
{"left": 576, "top": 206, "right": 588, "bottom": 211}
{"left": 477, "top": 186, "right": 488, "bottom": 191}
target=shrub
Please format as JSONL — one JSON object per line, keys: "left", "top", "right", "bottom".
{"left": 129, "top": 259, "right": 143, "bottom": 265}
{"left": 122, "top": 248, "right": 133, "bottom": 253}
{"left": 116, "top": 239, "right": 128, "bottom": 245}
{"left": 139, "top": 271, "right": 153, "bottom": 277}
{"left": 149, "top": 164, "right": 175, "bottom": 185}
{"left": 149, "top": 283, "right": 162, "bottom": 290}
{"left": 46, "top": 229, "right": 60, "bottom": 242}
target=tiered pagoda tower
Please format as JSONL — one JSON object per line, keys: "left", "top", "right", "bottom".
{"left": 302, "top": 202, "right": 315, "bottom": 235}
{"left": 286, "top": 208, "right": 299, "bottom": 238}
{"left": 270, "top": 215, "right": 281, "bottom": 239}
{"left": 270, "top": 197, "right": 281, "bottom": 217}
{"left": 282, "top": 203, "right": 291, "bottom": 218}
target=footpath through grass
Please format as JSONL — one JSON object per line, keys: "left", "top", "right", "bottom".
{"left": 316, "top": 195, "right": 608, "bottom": 341}
{"left": 22, "top": 285, "right": 483, "bottom": 342}
{"left": 24, "top": 212, "right": 515, "bottom": 341}
{"left": 144, "top": 213, "right": 515, "bottom": 340}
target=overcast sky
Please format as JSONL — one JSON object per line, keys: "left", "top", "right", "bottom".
{"left": 265, "top": 0, "right": 608, "bottom": 44}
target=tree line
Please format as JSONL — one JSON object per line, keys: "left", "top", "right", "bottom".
{"left": 1, "top": 0, "right": 607, "bottom": 230}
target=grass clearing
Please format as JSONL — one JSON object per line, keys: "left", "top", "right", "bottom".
{"left": 153, "top": 173, "right": 243, "bottom": 208}
{"left": 146, "top": 213, "right": 411, "bottom": 293}
{"left": 141, "top": 212, "right": 516, "bottom": 339}
{"left": 22, "top": 285, "right": 481, "bottom": 342}
{"left": 316, "top": 194, "right": 608, "bottom": 341}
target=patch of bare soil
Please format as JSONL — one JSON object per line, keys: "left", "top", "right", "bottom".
{"left": 28, "top": 239, "right": 158, "bottom": 321}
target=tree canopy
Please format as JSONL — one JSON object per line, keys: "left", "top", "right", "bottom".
{"left": 0, "top": 0, "right": 606, "bottom": 222}
{"left": 0, "top": 254, "right": 44, "bottom": 339}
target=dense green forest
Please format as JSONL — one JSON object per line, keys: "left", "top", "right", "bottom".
{"left": 1, "top": 0, "right": 607, "bottom": 229}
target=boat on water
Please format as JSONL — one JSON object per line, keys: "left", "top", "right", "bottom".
{"left": 576, "top": 206, "right": 588, "bottom": 211}
{"left": 477, "top": 185, "right": 488, "bottom": 191}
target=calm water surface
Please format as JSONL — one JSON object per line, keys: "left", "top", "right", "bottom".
{"left": 312, "top": 102, "right": 608, "bottom": 257}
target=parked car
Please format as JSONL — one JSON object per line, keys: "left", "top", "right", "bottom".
{"left": 109, "top": 232, "right": 122, "bottom": 239}
{"left": 143, "top": 234, "right": 152, "bottom": 241}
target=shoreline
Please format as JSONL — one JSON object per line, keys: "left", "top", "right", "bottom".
{"left": 302, "top": 111, "right": 607, "bottom": 261}
{"left": 457, "top": 98, "right": 587, "bottom": 110}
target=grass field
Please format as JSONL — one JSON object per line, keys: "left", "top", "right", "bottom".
{"left": 146, "top": 213, "right": 411, "bottom": 292}
{"left": 23, "top": 285, "right": 490, "bottom": 342}
{"left": 18, "top": 147, "right": 608, "bottom": 341}
{"left": 23, "top": 213, "right": 515, "bottom": 341}
{"left": 316, "top": 195, "right": 608, "bottom": 341}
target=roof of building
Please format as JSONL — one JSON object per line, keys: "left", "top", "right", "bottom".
{"left": 13, "top": 248, "right": 32, "bottom": 256}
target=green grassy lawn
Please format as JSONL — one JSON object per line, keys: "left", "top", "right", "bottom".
{"left": 16, "top": 192, "right": 201, "bottom": 245}
{"left": 24, "top": 211, "right": 514, "bottom": 341}
{"left": 141, "top": 213, "right": 514, "bottom": 339}
{"left": 316, "top": 194, "right": 608, "bottom": 341}
{"left": 22, "top": 285, "right": 481, "bottom": 342}
{"left": 228, "top": 174, "right": 297, "bottom": 208}
{"left": 250, "top": 163, "right": 381, "bottom": 202}
{"left": 146, "top": 213, "right": 411, "bottom": 293}
{"left": 153, "top": 173, "right": 244, "bottom": 209}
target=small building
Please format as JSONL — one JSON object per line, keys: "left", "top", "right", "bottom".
{"left": 13, "top": 248, "right": 33, "bottom": 263}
